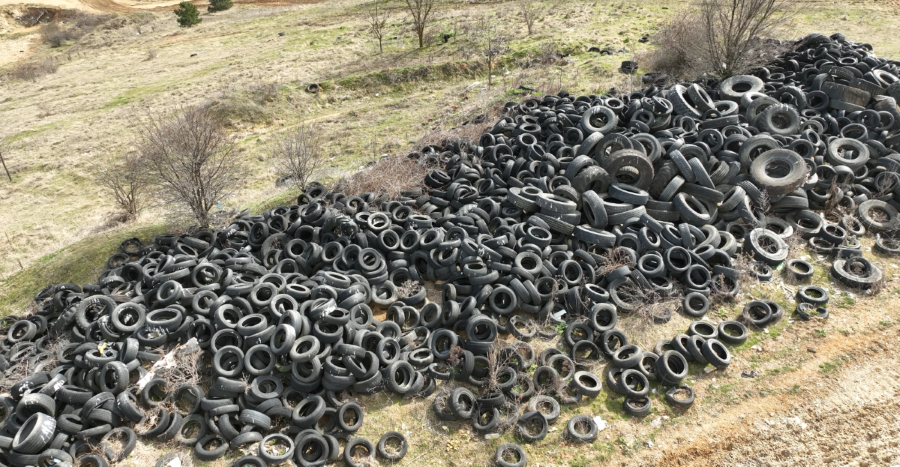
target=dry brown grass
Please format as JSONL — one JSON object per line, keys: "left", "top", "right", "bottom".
{"left": 7, "top": 58, "right": 59, "bottom": 81}
{"left": 333, "top": 155, "right": 430, "bottom": 200}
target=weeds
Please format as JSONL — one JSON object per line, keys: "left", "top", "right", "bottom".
{"left": 8, "top": 59, "right": 59, "bottom": 82}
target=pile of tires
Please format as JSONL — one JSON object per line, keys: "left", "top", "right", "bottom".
{"left": 0, "top": 32, "right": 898, "bottom": 467}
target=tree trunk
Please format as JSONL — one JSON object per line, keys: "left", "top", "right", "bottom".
{"left": 378, "top": 37, "right": 383, "bottom": 53}
{"left": 0, "top": 150, "right": 10, "bottom": 182}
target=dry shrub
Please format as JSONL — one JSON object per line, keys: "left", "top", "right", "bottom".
{"left": 271, "top": 124, "right": 327, "bottom": 191}
{"left": 333, "top": 154, "right": 429, "bottom": 199}
{"left": 8, "top": 58, "right": 59, "bottom": 82}
{"left": 396, "top": 280, "right": 421, "bottom": 298}
{"left": 0, "top": 333, "right": 69, "bottom": 393}
{"left": 619, "top": 286, "right": 681, "bottom": 349}
{"left": 40, "top": 22, "right": 82, "bottom": 47}
{"left": 642, "top": 0, "right": 794, "bottom": 79}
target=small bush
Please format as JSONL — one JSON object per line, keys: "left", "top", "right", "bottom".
{"left": 8, "top": 59, "right": 59, "bottom": 82}
{"left": 39, "top": 22, "right": 81, "bottom": 47}
{"left": 174, "top": 2, "right": 202, "bottom": 27}
{"left": 208, "top": 0, "right": 233, "bottom": 12}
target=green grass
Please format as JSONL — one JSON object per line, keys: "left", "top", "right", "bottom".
{"left": 0, "top": 223, "right": 168, "bottom": 317}
{"left": 819, "top": 356, "right": 844, "bottom": 374}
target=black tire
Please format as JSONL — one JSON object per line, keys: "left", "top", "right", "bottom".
{"left": 756, "top": 103, "right": 800, "bottom": 136}
{"left": 100, "top": 427, "right": 137, "bottom": 462}
{"left": 376, "top": 432, "right": 408, "bottom": 462}
{"left": 682, "top": 292, "right": 709, "bottom": 317}
{"left": 717, "top": 321, "right": 748, "bottom": 345}
{"left": 337, "top": 402, "right": 364, "bottom": 432}
{"left": 749, "top": 149, "right": 807, "bottom": 197}
{"left": 494, "top": 443, "right": 527, "bottom": 467}
{"left": 565, "top": 415, "right": 598, "bottom": 442}
{"left": 701, "top": 338, "right": 732, "bottom": 369}
{"left": 526, "top": 395, "right": 560, "bottom": 425}
{"left": 719, "top": 75, "right": 764, "bottom": 102}
{"left": 611, "top": 344, "right": 642, "bottom": 368}
{"left": 12, "top": 413, "right": 56, "bottom": 454}
{"left": 569, "top": 371, "right": 602, "bottom": 398}
{"left": 343, "top": 438, "right": 375, "bottom": 467}
{"left": 175, "top": 414, "right": 207, "bottom": 446}
{"left": 655, "top": 350, "right": 688, "bottom": 384}
{"left": 620, "top": 369, "right": 650, "bottom": 398}
{"left": 785, "top": 259, "right": 814, "bottom": 281}
{"left": 665, "top": 385, "right": 695, "bottom": 409}
{"left": 825, "top": 138, "right": 870, "bottom": 170}
{"left": 195, "top": 435, "right": 229, "bottom": 462}
{"left": 623, "top": 396, "right": 652, "bottom": 417}
{"left": 797, "top": 285, "right": 829, "bottom": 305}
{"left": 258, "top": 434, "right": 294, "bottom": 464}
{"left": 515, "top": 410, "right": 548, "bottom": 443}
{"left": 858, "top": 200, "right": 900, "bottom": 233}
{"left": 449, "top": 387, "right": 476, "bottom": 419}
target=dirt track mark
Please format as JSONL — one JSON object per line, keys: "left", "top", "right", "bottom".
{"left": 631, "top": 320, "right": 900, "bottom": 467}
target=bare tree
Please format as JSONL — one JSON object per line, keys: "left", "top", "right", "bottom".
{"left": 271, "top": 124, "right": 327, "bottom": 191}
{"left": 476, "top": 16, "right": 509, "bottom": 87}
{"left": 136, "top": 106, "right": 240, "bottom": 228}
{"left": 405, "top": 0, "right": 436, "bottom": 48}
{"left": 0, "top": 139, "right": 11, "bottom": 182}
{"left": 697, "top": 0, "right": 793, "bottom": 77}
{"left": 644, "top": 0, "right": 792, "bottom": 79}
{"left": 519, "top": 0, "right": 545, "bottom": 35}
{"left": 368, "top": 0, "right": 391, "bottom": 54}
{"left": 97, "top": 152, "right": 151, "bottom": 220}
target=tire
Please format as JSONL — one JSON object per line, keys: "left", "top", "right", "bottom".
{"left": 682, "top": 292, "right": 709, "bottom": 317}
{"left": 376, "top": 432, "right": 408, "bottom": 462}
{"left": 858, "top": 200, "right": 900, "bottom": 233}
{"left": 337, "top": 402, "right": 364, "bottom": 432}
{"left": 717, "top": 321, "right": 748, "bottom": 345}
{"left": 449, "top": 387, "right": 476, "bottom": 419}
{"left": 175, "top": 414, "right": 207, "bottom": 446}
{"left": 821, "top": 81, "right": 871, "bottom": 106}
{"left": 100, "top": 427, "right": 137, "bottom": 462}
{"left": 756, "top": 103, "right": 800, "bottom": 136}
{"left": 747, "top": 228, "right": 789, "bottom": 266}
{"left": 343, "top": 438, "right": 375, "bottom": 467}
{"left": 12, "top": 413, "right": 56, "bottom": 454}
{"left": 582, "top": 106, "right": 618, "bottom": 134}
{"left": 620, "top": 369, "right": 650, "bottom": 398}
{"left": 195, "top": 435, "right": 228, "bottom": 462}
{"left": 719, "top": 75, "right": 764, "bottom": 102}
{"left": 611, "top": 345, "right": 642, "bottom": 368}
{"left": 526, "top": 395, "right": 560, "bottom": 424}
{"left": 701, "top": 338, "right": 732, "bottom": 369}
{"left": 826, "top": 138, "right": 870, "bottom": 170}
{"left": 565, "top": 415, "right": 598, "bottom": 442}
{"left": 623, "top": 397, "right": 652, "bottom": 417}
{"left": 749, "top": 149, "right": 807, "bottom": 197}
{"left": 664, "top": 385, "right": 695, "bottom": 408}
{"left": 741, "top": 300, "right": 773, "bottom": 327}
{"left": 258, "top": 434, "right": 294, "bottom": 464}
{"left": 494, "top": 443, "right": 527, "bottom": 467}
{"left": 785, "top": 259, "right": 814, "bottom": 281}
{"left": 655, "top": 350, "right": 688, "bottom": 384}
{"left": 569, "top": 371, "right": 602, "bottom": 398}
{"left": 515, "top": 410, "right": 548, "bottom": 443}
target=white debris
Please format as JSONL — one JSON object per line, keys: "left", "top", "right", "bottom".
{"left": 593, "top": 416, "right": 608, "bottom": 432}
{"left": 484, "top": 433, "right": 500, "bottom": 440}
